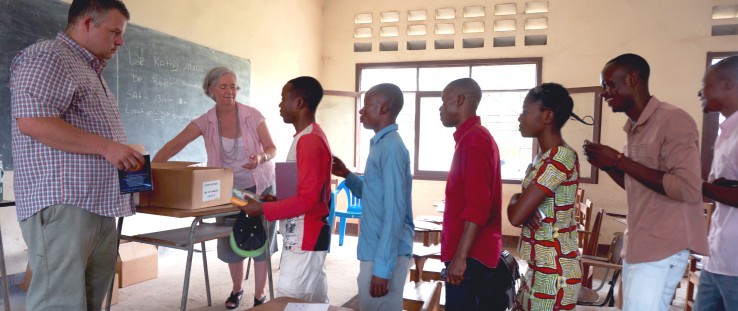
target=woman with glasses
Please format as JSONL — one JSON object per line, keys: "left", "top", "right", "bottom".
{"left": 153, "top": 66, "right": 277, "bottom": 309}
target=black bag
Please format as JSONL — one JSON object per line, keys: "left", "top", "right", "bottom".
{"left": 493, "top": 249, "right": 520, "bottom": 309}
{"left": 229, "top": 211, "right": 267, "bottom": 258}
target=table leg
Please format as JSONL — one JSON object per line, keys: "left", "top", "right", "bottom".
{"left": 180, "top": 217, "right": 201, "bottom": 311}
{"left": 0, "top": 221, "right": 10, "bottom": 311}
{"left": 105, "top": 217, "right": 124, "bottom": 311}
{"left": 264, "top": 216, "right": 274, "bottom": 299}
{"left": 201, "top": 240, "right": 211, "bottom": 306}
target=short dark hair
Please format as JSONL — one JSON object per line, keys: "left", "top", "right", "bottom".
{"left": 368, "top": 83, "right": 404, "bottom": 117}
{"left": 526, "top": 83, "right": 592, "bottom": 129}
{"left": 287, "top": 76, "right": 324, "bottom": 113}
{"left": 607, "top": 53, "right": 650, "bottom": 82}
{"left": 68, "top": 0, "right": 130, "bottom": 27}
{"left": 711, "top": 55, "right": 738, "bottom": 82}
{"left": 447, "top": 78, "right": 482, "bottom": 101}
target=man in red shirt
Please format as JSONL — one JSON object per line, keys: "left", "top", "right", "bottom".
{"left": 439, "top": 78, "right": 504, "bottom": 310}
{"left": 241, "top": 76, "right": 333, "bottom": 302}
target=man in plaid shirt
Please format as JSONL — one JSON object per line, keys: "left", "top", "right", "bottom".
{"left": 10, "top": 0, "right": 143, "bottom": 309}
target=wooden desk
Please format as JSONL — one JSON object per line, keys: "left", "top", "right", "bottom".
{"left": 414, "top": 220, "right": 442, "bottom": 247}
{"left": 250, "top": 296, "right": 356, "bottom": 311}
{"left": 0, "top": 200, "right": 15, "bottom": 311}
{"left": 106, "top": 203, "right": 243, "bottom": 311}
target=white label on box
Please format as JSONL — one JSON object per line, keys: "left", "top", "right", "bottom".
{"left": 202, "top": 180, "right": 221, "bottom": 202}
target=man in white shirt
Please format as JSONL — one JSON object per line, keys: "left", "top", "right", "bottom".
{"left": 696, "top": 55, "right": 738, "bottom": 311}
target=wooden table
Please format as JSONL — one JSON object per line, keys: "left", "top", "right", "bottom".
{"left": 414, "top": 219, "right": 442, "bottom": 247}
{"left": 0, "top": 200, "right": 15, "bottom": 311}
{"left": 250, "top": 296, "right": 356, "bottom": 311}
{"left": 106, "top": 203, "right": 247, "bottom": 311}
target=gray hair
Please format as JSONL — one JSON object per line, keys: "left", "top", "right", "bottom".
{"left": 202, "top": 66, "right": 238, "bottom": 99}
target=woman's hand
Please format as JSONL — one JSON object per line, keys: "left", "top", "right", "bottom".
{"left": 243, "top": 153, "right": 263, "bottom": 170}
{"left": 524, "top": 210, "right": 543, "bottom": 230}
{"left": 509, "top": 193, "right": 521, "bottom": 205}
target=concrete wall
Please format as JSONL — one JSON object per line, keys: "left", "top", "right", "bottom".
{"left": 319, "top": 0, "right": 738, "bottom": 243}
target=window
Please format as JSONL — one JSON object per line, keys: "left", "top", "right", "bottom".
{"left": 356, "top": 58, "right": 541, "bottom": 181}
{"left": 701, "top": 52, "right": 737, "bottom": 179}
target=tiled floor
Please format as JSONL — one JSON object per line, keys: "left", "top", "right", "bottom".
{"left": 2, "top": 234, "right": 690, "bottom": 310}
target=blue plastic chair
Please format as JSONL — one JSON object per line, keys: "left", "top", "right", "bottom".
{"left": 328, "top": 178, "right": 363, "bottom": 247}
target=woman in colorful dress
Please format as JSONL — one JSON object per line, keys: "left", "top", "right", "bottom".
{"left": 508, "top": 83, "right": 592, "bottom": 311}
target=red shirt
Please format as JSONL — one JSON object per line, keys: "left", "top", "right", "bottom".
{"left": 264, "top": 123, "right": 332, "bottom": 251}
{"left": 441, "top": 116, "right": 502, "bottom": 268}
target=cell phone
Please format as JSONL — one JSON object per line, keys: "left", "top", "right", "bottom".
{"left": 440, "top": 268, "right": 447, "bottom": 281}
{"left": 538, "top": 208, "right": 545, "bottom": 219}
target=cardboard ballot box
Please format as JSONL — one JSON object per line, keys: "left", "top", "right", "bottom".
{"left": 116, "top": 241, "right": 158, "bottom": 288}
{"left": 139, "top": 161, "right": 234, "bottom": 209}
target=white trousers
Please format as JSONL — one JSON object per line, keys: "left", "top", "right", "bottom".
{"left": 277, "top": 250, "right": 329, "bottom": 303}
{"left": 357, "top": 256, "right": 412, "bottom": 311}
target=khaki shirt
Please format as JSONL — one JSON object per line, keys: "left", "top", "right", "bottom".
{"left": 621, "top": 97, "right": 709, "bottom": 263}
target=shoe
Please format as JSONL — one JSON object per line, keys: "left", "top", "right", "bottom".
{"left": 225, "top": 289, "right": 243, "bottom": 310}
{"left": 254, "top": 295, "right": 266, "bottom": 306}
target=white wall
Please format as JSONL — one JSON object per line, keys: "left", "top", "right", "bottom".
{"left": 319, "top": 0, "right": 738, "bottom": 242}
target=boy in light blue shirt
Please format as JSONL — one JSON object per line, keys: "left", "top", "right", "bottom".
{"left": 332, "top": 83, "right": 414, "bottom": 310}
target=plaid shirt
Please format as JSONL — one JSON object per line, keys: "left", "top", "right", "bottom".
{"left": 10, "top": 32, "right": 134, "bottom": 220}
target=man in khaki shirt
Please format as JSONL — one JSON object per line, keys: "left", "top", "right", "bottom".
{"left": 584, "top": 53, "right": 708, "bottom": 311}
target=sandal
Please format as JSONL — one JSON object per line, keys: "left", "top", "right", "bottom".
{"left": 225, "top": 289, "right": 243, "bottom": 309}
{"left": 254, "top": 295, "right": 266, "bottom": 306}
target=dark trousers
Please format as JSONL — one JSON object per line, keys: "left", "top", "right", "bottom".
{"left": 444, "top": 258, "right": 508, "bottom": 311}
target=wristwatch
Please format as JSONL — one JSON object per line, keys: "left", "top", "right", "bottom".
{"left": 262, "top": 154, "right": 268, "bottom": 162}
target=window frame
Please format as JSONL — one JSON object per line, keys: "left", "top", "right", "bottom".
{"left": 355, "top": 58, "right": 543, "bottom": 182}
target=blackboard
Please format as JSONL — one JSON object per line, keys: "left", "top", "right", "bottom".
{"left": 0, "top": 0, "right": 251, "bottom": 169}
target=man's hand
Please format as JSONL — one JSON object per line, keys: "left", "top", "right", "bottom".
{"left": 370, "top": 276, "right": 389, "bottom": 297}
{"left": 102, "top": 142, "right": 145, "bottom": 171}
{"left": 332, "top": 156, "right": 351, "bottom": 178}
{"left": 583, "top": 140, "right": 620, "bottom": 170}
{"left": 239, "top": 196, "right": 264, "bottom": 216}
{"left": 445, "top": 258, "right": 466, "bottom": 285}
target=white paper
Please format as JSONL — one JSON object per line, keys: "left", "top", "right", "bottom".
{"left": 284, "top": 302, "right": 329, "bottom": 311}
{"left": 202, "top": 180, "right": 221, "bottom": 202}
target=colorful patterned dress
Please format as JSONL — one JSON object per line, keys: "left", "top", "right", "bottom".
{"left": 514, "top": 146, "right": 582, "bottom": 311}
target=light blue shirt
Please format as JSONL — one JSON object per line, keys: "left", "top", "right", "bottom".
{"left": 345, "top": 123, "right": 414, "bottom": 279}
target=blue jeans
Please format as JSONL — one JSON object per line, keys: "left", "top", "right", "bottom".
{"left": 621, "top": 250, "right": 689, "bottom": 311}
{"left": 444, "top": 258, "right": 507, "bottom": 311}
{"left": 694, "top": 269, "right": 738, "bottom": 311}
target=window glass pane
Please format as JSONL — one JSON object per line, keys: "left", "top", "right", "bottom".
{"left": 711, "top": 57, "right": 726, "bottom": 65}
{"left": 360, "top": 68, "right": 417, "bottom": 92}
{"left": 417, "top": 97, "right": 455, "bottom": 171}
{"left": 418, "top": 67, "right": 470, "bottom": 91}
{"left": 472, "top": 64, "right": 537, "bottom": 90}
{"left": 478, "top": 91, "right": 533, "bottom": 180}
{"left": 358, "top": 93, "right": 417, "bottom": 173}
